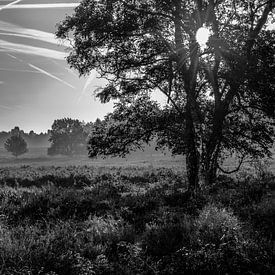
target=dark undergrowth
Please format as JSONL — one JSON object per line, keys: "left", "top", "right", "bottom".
{"left": 0, "top": 166, "right": 274, "bottom": 274}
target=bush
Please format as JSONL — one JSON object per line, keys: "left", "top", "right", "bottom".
{"left": 84, "top": 215, "right": 135, "bottom": 245}
{"left": 195, "top": 204, "right": 242, "bottom": 246}
{"left": 142, "top": 211, "right": 193, "bottom": 257}
{"left": 157, "top": 204, "right": 273, "bottom": 274}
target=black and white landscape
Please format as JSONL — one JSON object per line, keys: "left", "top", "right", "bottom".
{"left": 0, "top": 1, "right": 274, "bottom": 274}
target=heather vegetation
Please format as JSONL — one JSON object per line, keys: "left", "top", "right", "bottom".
{"left": 0, "top": 165, "right": 274, "bottom": 274}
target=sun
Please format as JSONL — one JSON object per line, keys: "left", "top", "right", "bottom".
{"left": 196, "top": 26, "right": 211, "bottom": 50}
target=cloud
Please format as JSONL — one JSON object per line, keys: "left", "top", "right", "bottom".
{"left": 6, "top": 53, "right": 19, "bottom": 60}
{"left": 0, "top": 3, "right": 79, "bottom": 9}
{"left": 0, "top": 104, "right": 13, "bottom": 110}
{"left": 0, "top": 0, "right": 22, "bottom": 11}
{"left": 51, "top": 59, "right": 79, "bottom": 77}
{"left": 78, "top": 70, "right": 97, "bottom": 103}
{"left": 0, "top": 81, "right": 4, "bottom": 84}
{"left": 28, "top": 63, "right": 75, "bottom": 89}
{"left": 0, "top": 68, "right": 40, "bottom": 73}
{"left": 0, "top": 39, "right": 66, "bottom": 60}
{"left": 0, "top": 104, "right": 23, "bottom": 111}
{"left": 0, "top": 20, "right": 71, "bottom": 48}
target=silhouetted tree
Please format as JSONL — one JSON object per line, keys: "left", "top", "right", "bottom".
{"left": 48, "top": 118, "right": 87, "bottom": 156}
{"left": 57, "top": 0, "right": 275, "bottom": 193}
{"left": 4, "top": 135, "right": 28, "bottom": 157}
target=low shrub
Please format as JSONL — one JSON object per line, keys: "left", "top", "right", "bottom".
{"left": 142, "top": 211, "right": 193, "bottom": 257}
{"left": 0, "top": 167, "right": 273, "bottom": 274}
{"left": 195, "top": 204, "right": 242, "bottom": 246}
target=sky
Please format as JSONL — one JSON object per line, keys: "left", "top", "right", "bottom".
{"left": 0, "top": 0, "right": 112, "bottom": 133}
{"left": 1, "top": 1, "right": 274, "bottom": 134}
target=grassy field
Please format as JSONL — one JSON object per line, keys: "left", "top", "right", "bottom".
{"left": 1, "top": 146, "right": 275, "bottom": 175}
{"left": 0, "top": 147, "right": 186, "bottom": 169}
{"left": 0, "top": 147, "right": 274, "bottom": 274}
{"left": 0, "top": 164, "right": 274, "bottom": 274}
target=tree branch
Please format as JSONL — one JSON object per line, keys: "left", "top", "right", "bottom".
{"left": 246, "top": 0, "right": 274, "bottom": 54}
{"left": 218, "top": 154, "right": 245, "bottom": 174}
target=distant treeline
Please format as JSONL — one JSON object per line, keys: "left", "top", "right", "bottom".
{"left": 0, "top": 127, "right": 50, "bottom": 148}
{"left": 0, "top": 119, "right": 164, "bottom": 156}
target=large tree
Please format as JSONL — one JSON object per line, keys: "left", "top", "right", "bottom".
{"left": 57, "top": 0, "right": 275, "bottom": 192}
{"left": 48, "top": 118, "right": 87, "bottom": 156}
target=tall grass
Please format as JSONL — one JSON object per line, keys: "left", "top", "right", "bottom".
{"left": 0, "top": 166, "right": 273, "bottom": 274}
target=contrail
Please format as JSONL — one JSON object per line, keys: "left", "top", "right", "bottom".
{"left": 77, "top": 70, "right": 97, "bottom": 103}
{"left": 7, "top": 53, "right": 18, "bottom": 60}
{"left": 28, "top": 63, "right": 75, "bottom": 89}
{"left": 0, "top": 68, "right": 40, "bottom": 73}
{"left": 0, "top": 20, "right": 71, "bottom": 48}
{"left": 65, "top": 67, "right": 79, "bottom": 77}
{"left": 6, "top": 53, "right": 24, "bottom": 62}
{"left": 6, "top": 54, "right": 67, "bottom": 77}
{"left": 0, "top": 32, "right": 69, "bottom": 48}
{"left": 0, "top": 0, "right": 22, "bottom": 11}
{"left": 51, "top": 60, "right": 79, "bottom": 77}
{"left": 0, "top": 39, "right": 66, "bottom": 60}
{"left": 0, "top": 3, "right": 79, "bottom": 9}
{"left": 0, "top": 104, "right": 13, "bottom": 110}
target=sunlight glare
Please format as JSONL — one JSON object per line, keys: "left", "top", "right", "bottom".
{"left": 196, "top": 26, "right": 211, "bottom": 50}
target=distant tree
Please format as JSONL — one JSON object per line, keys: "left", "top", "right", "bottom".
{"left": 57, "top": 0, "right": 275, "bottom": 193}
{"left": 48, "top": 118, "right": 88, "bottom": 156}
{"left": 10, "top": 126, "right": 22, "bottom": 137}
{"left": 4, "top": 134, "right": 28, "bottom": 157}
{"left": 29, "top": 130, "right": 35, "bottom": 136}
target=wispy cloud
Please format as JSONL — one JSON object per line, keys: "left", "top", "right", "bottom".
{"left": 0, "top": 3, "right": 79, "bottom": 9}
{"left": 0, "top": 39, "right": 66, "bottom": 60}
{"left": 28, "top": 63, "right": 75, "bottom": 89}
{"left": 51, "top": 59, "right": 78, "bottom": 77}
{"left": 0, "top": 68, "right": 40, "bottom": 73}
{"left": 0, "top": 20, "right": 71, "bottom": 48}
{"left": 0, "top": 103, "right": 23, "bottom": 111}
{"left": 7, "top": 53, "right": 19, "bottom": 60}
{"left": 78, "top": 71, "right": 97, "bottom": 103}
{"left": 0, "top": 81, "right": 4, "bottom": 85}
{"left": 0, "top": 104, "right": 13, "bottom": 110}
{"left": 4, "top": 54, "right": 67, "bottom": 77}
{"left": 0, "top": 0, "right": 22, "bottom": 12}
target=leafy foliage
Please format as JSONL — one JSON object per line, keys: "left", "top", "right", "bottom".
{"left": 4, "top": 134, "right": 28, "bottom": 157}
{"left": 48, "top": 118, "right": 88, "bottom": 156}
{"left": 57, "top": 0, "right": 275, "bottom": 189}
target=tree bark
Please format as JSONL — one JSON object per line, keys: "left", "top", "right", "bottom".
{"left": 199, "top": 104, "right": 225, "bottom": 188}
{"left": 185, "top": 95, "right": 200, "bottom": 194}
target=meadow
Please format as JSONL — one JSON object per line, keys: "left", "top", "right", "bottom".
{"left": 0, "top": 147, "right": 186, "bottom": 169}
{"left": 0, "top": 148, "right": 274, "bottom": 274}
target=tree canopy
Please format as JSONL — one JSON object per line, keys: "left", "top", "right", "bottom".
{"left": 48, "top": 118, "right": 88, "bottom": 156}
{"left": 5, "top": 134, "right": 28, "bottom": 157}
{"left": 57, "top": 0, "right": 275, "bottom": 192}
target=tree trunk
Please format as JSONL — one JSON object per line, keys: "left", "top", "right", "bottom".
{"left": 199, "top": 154, "right": 219, "bottom": 189}
{"left": 198, "top": 103, "right": 225, "bottom": 189}
{"left": 185, "top": 98, "right": 200, "bottom": 195}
